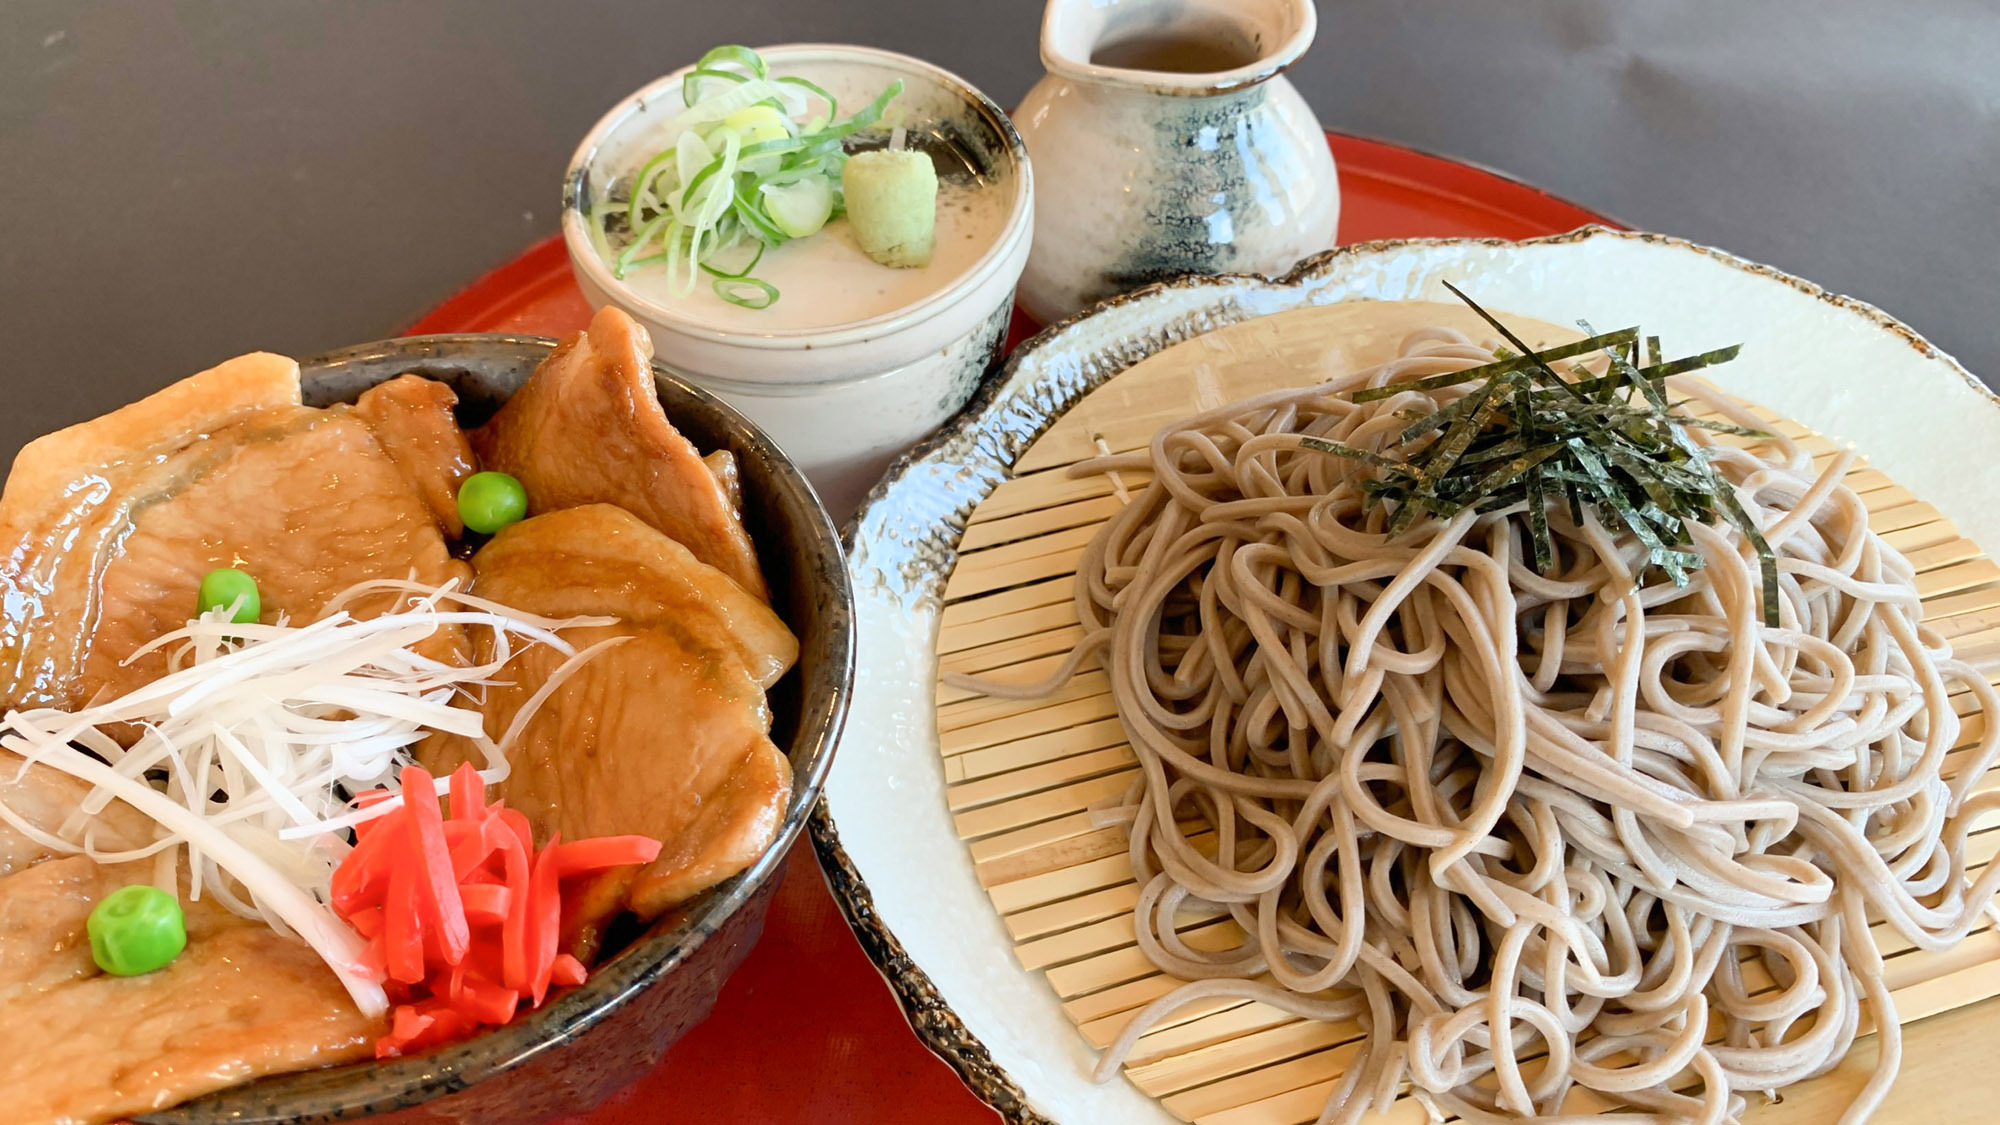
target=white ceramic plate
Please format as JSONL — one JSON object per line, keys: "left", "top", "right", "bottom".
{"left": 810, "top": 227, "right": 2000, "bottom": 1123}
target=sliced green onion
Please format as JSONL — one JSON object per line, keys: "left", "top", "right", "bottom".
{"left": 680, "top": 151, "right": 731, "bottom": 213}
{"left": 814, "top": 80, "right": 904, "bottom": 140}
{"left": 776, "top": 75, "right": 838, "bottom": 128}
{"left": 655, "top": 78, "right": 784, "bottom": 143}
{"left": 759, "top": 176, "right": 833, "bottom": 239}
{"left": 732, "top": 185, "right": 789, "bottom": 244}
{"left": 683, "top": 44, "right": 768, "bottom": 103}
{"left": 736, "top": 136, "right": 811, "bottom": 162}
{"left": 699, "top": 239, "right": 766, "bottom": 280}
{"left": 681, "top": 66, "right": 751, "bottom": 104}
{"left": 624, "top": 146, "right": 681, "bottom": 225}
{"left": 599, "top": 45, "right": 906, "bottom": 309}
{"left": 791, "top": 133, "right": 847, "bottom": 167}
{"left": 695, "top": 44, "right": 769, "bottom": 78}
{"left": 616, "top": 211, "right": 677, "bottom": 277}
{"left": 714, "top": 278, "right": 779, "bottom": 308}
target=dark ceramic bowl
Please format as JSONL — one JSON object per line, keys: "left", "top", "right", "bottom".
{"left": 139, "top": 334, "right": 854, "bottom": 1124}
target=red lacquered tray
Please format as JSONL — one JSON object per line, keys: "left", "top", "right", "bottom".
{"left": 409, "top": 132, "right": 1614, "bottom": 341}
{"left": 409, "top": 131, "right": 1615, "bottom": 1125}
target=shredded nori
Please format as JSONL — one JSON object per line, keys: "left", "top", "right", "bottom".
{"left": 1312, "top": 284, "right": 1780, "bottom": 625}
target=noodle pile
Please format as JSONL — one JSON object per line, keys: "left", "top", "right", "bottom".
{"left": 960, "top": 327, "right": 2000, "bottom": 1123}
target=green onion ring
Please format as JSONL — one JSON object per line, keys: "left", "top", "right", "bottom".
{"left": 730, "top": 187, "right": 788, "bottom": 243}
{"left": 713, "top": 277, "right": 779, "bottom": 308}
{"left": 775, "top": 75, "right": 838, "bottom": 125}
{"left": 625, "top": 146, "right": 681, "bottom": 220}
{"left": 680, "top": 151, "right": 732, "bottom": 211}
{"left": 685, "top": 44, "right": 768, "bottom": 103}
{"left": 680, "top": 66, "right": 752, "bottom": 105}
{"left": 694, "top": 44, "right": 768, "bottom": 77}
{"left": 736, "top": 136, "right": 809, "bottom": 161}
{"left": 810, "top": 79, "right": 903, "bottom": 140}
{"left": 699, "top": 239, "right": 766, "bottom": 280}
{"left": 615, "top": 211, "right": 677, "bottom": 277}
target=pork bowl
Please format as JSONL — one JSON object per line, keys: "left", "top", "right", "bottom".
{"left": 0, "top": 308, "right": 852, "bottom": 1123}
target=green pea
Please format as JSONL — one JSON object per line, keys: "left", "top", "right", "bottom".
{"left": 458, "top": 471, "right": 529, "bottom": 535}
{"left": 88, "top": 884, "right": 188, "bottom": 976}
{"left": 197, "top": 567, "right": 261, "bottom": 623}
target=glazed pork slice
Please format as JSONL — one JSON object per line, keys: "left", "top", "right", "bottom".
{"left": 420, "top": 508, "right": 793, "bottom": 949}
{"left": 468, "top": 504, "right": 796, "bottom": 687}
{"left": 0, "top": 754, "right": 377, "bottom": 1124}
{"left": 703, "top": 450, "right": 742, "bottom": 512}
{"left": 0, "top": 922, "right": 375, "bottom": 1125}
{"left": 0, "top": 858, "right": 377, "bottom": 1124}
{"left": 0, "top": 758, "right": 154, "bottom": 998}
{"left": 0, "top": 759, "right": 153, "bottom": 876}
{"left": 351, "top": 373, "right": 478, "bottom": 535}
{"left": 0, "top": 354, "right": 471, "bottom": 711}
{"left": 471, "top": 306, "right": 770, "bottom": 601}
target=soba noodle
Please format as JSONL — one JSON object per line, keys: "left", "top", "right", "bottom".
{"left": 952, "top": 327, "right": 2000, "bottom": 1124}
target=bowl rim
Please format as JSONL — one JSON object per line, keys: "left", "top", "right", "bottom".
{"left": 146, "top": 331, "right": 856, "bottom": 1122}
{"left": 560, "top": 42, "right": 1034, "bottom": 351}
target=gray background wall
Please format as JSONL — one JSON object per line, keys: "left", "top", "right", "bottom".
{"left": 4, "top": 0, "right": 1995, "bottom": 463}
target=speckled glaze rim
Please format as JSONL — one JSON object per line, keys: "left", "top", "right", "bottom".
{"left": 147, "top": 332, "right": 856, "bottom": 1123}
{"left": 810, "top": 225, "right": 1995, "bottom": 1125}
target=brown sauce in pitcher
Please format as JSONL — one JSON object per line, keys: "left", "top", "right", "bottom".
{"left": 1090, "top": 27, "right": 1262, "bottom": 73}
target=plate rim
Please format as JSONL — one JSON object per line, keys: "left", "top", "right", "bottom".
{"left": 812, "top": 226, "right": 1998, "bottom": 1125}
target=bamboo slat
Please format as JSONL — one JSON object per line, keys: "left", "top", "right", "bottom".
{"left": 929, "top": 302, "right": 2000, "bottom": 1124}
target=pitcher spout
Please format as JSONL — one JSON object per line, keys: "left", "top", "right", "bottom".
{"left": 1040, "top": 0, "right": 1317, "bottom": 95}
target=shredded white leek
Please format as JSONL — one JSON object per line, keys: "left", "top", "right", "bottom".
{"left": 0, "top": 579, "right": 615, "bottom": 1017}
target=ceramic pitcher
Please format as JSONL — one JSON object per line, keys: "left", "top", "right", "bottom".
{"left": 1013, "top": 0, "right": 1338, "bottom": 324}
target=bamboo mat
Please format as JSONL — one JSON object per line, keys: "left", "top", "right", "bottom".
{"left": 930, "top": 303, "right": 2000, "bottom": 1124}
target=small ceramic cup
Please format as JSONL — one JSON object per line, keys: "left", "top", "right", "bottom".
{"left": 1013, "top": 0, "right": 1338, "bottom": 325}
{"left": 563, "top": 45, "right": 1033, "bottom": 516}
